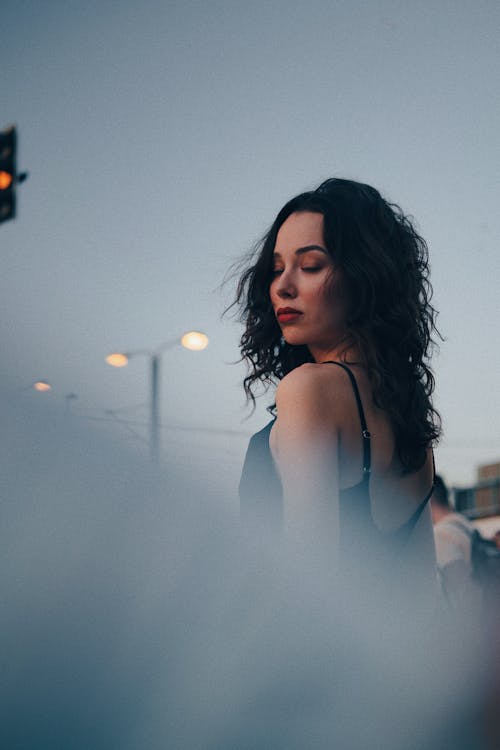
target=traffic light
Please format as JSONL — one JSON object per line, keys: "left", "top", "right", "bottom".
{"left": 0, "top": 126, "right": 17, "bottom": 224}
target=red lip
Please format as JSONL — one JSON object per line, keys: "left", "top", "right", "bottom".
{"left": 276, "top": 307, "right": 303, "bottom": 322}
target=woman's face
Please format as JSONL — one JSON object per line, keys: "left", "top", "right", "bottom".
{"left": 269, "top": 211, "right": 348, "bottom": 361}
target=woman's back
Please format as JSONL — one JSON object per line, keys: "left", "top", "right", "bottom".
{"left": 267, "top": 362, "right": 437, "bottom": 605}
{"left": 314, "top": 362, "right": 434, "bottom": 529}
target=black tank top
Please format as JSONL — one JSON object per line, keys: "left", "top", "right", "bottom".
{"left": 239, "top": 361, "right": 434, "bottom": 561}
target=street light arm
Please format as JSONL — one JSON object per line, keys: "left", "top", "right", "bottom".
{"left": 108, "top": 332, "right": 208, "bottom": 363}
{"left": 154, "top": 338, "right": 181, "bottom": 354}
{"left": 106, "top": 347, "right": 164, "bottom": 365}
{"left": 106, "top": 330, "right": 208, "bottom": 463}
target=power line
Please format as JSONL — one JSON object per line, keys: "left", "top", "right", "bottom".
{"left": 74, "top": 412, "right": 254, "bottom": 437}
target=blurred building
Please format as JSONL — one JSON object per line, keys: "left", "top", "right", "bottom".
{"left": 454, "top": 461, "right": 500, "bottom": 517}
{"left": 453, "top": 461, "right": 500, "bottom": 537}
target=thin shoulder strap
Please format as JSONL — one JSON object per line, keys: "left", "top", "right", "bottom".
{"left": 394, "top": 450, "right": 436, "bottom": 537}
{"left": 322, "top": 361, "right": 371, "bottom": 477}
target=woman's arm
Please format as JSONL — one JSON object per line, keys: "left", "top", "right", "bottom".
{"left": 272, "top": 364, "right": 341, "bottom": 558}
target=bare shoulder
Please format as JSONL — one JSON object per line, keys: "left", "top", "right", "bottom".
{"left": 276, "top": 362, "right": 351, "bottom": 404}
{"left": 275, "top": 363, "right": 348, "bottom": 432}
{"left": 277, "top": 362, "right": 321, "bottom": 395}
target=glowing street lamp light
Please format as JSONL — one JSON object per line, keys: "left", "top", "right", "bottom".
{"left": 105, "top": 331, "right": 209, "bottom": 463}
{"left": 105, "top": 352, "right": 129, "bottom": 368}
{"left": 181, "top": 331, "right": 209, "bottom": 351}
{"left": 33, "top": 380, "right": 52, "bottom": 392}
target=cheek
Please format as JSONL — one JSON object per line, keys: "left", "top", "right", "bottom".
{"left": 322, "top": 274, "right": 346, "bottom": 310}
{"left": 314, "top": 283, "right": 346, "bottom": 323}
{"left": 312, "top": 279, "right": 333, "bottom": 308}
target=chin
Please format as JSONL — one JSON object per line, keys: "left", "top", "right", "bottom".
{"left": 282, "top": 331, "right": 309, "bottom": 347}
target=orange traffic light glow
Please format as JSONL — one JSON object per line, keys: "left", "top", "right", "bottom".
{"left": 0, "top": 171, "right": 13, "bottom": 190}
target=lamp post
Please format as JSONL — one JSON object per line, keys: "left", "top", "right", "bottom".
{"left": 106, "top": 331, "right": 209, "bottom": 463}
{"left": 150, "top": 351, "right": 161, "bottom": 464}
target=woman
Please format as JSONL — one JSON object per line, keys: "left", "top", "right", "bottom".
{"left": 237, "top": 178, "right": 439, "bottom": 598}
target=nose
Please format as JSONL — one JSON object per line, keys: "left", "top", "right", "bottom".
{"left": 274, "top": 269, "right": 297, "bottom": 299}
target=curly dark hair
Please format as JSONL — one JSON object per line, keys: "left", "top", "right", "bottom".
{"left": 234, "top": 177, "right": 441, "bottom": 474}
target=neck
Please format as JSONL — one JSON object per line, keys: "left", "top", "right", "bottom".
{"left": 309, "top": 339, "right": 361, "bottom": 365}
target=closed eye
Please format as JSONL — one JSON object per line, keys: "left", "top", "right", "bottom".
{"left": 302, "top": 266, "right": 322, "bottom": 272}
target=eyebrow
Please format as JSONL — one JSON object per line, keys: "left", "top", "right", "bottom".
{"left": 273, "top": 244, "right": 328, "bottom": 258}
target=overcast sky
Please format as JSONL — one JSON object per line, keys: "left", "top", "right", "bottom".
{"left": 2, "top": 0, "right": 500, "bottom": 488}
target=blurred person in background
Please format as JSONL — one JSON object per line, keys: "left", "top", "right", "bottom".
{"left": 493, "top": 530, "right": 500, "bottom": 551}
{"left": 431, "top": 480, "right": 500, "bottom": 748}
{"left": 431, "top": 474, "right": 482, "bottom": 612}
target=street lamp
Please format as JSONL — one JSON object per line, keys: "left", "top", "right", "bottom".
{"left": 33, "top": 380, "right": 52, "bottom": 392}
{"left": 105, "top": 331, "right": 209, "bottom": 463}
{"left": 180, "top": 331, "right": 209, "bottom": 351}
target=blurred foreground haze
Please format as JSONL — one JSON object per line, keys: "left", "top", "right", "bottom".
{"left": 0, "top": 391, "right": 492, "bottom": 749}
